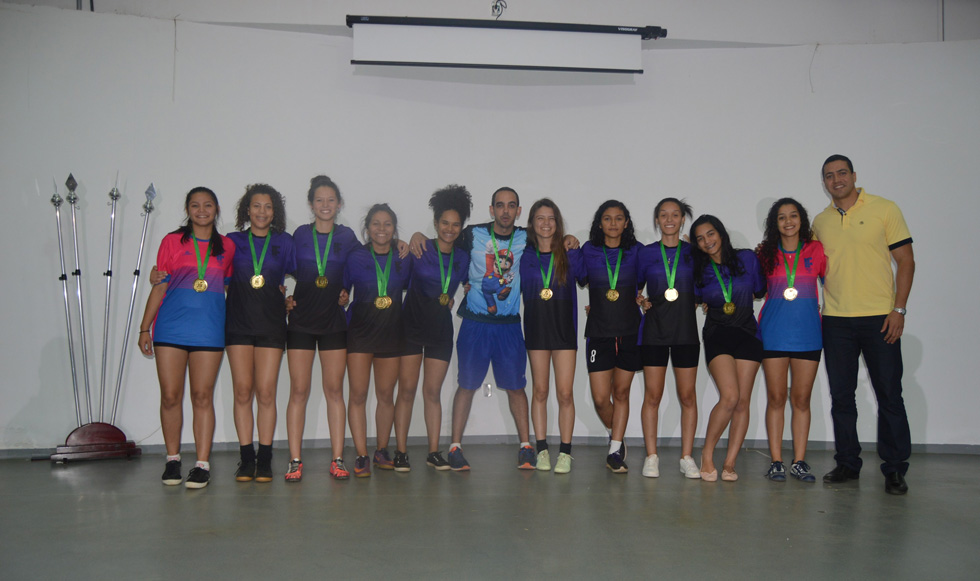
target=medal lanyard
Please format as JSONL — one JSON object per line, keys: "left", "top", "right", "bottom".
{"left": 780, "top": 240, "right": 802, "bottom": 289}
{"left": 248, "top": 231, "right": 271, "bottom": 278}
{"left": 490, "top": 228, "right": 514, "bottom": 278}
{"left": 536, "top": 248, "right": 554, "bottom": 290}
{"left": 371, "top": 247, "right": 393, "bottom": 297}
{"left": 710, "top": 262, "right": 733, "bottom": 304}
{"left": 312, "top": 226, "right": 335, "bottom": 279}
{"left": 438, "top": 247, "right": 454, "bottom": 295}
{"left": 660, "top": 242, "right": 679, "bottom": 291}
{"left": 192, "top": 238, "right": 212, "bottom": 282}
{"left": 603, "top": 246, "right": 623, "bottom": 291}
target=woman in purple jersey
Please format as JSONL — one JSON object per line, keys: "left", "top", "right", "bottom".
{"left": 757, "top": 198, "right": 826, "bottom": 483}
{"left": 636, "top": 198, "right": 701, "bottom": 479}
{"left": 284, "top": 176, "right": 357, "bottom": 482}
{"left": 225, "top": 184, "right": 294, "bottom": 483}
{"left": 581, "top": 200, "right": 643, "bottom": 474}
{"left": 522, "top": 198, "right": 583, "bottom": 474}
{"left": 396, "top": 186, "right": 472, "bottom": 471}
{"left": 691, "top": 215, "right": 766, "bottom": 482}
{"left": 139, "top": 187, "right": 233, "bottom": 490}
{"left": 345, "top": 204, "right": 412, "bottom": 478}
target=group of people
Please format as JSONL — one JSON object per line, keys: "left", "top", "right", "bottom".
{"left": 138, "top": 154, "right": 914, "bottom": 495}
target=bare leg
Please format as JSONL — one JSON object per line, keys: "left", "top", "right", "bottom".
{"left": 610, "top": 368, "right": 635, "bottom": 441}
{"left": 506, "top": 389, "right": 531, "bottom": 443}
{"left": 187, "top": 350, "right": 224, "bottom": 462}
{"left": 701, "top": 355, "right": 740, "bottom": 475}
{"left": 319, "top": 349, "right": 348, "bottom": 459}
{"left": 641, "top": 366, "right": 667, "bottom": 456}
{"left": 420, "top": 358, "right": 450, "bottom": 452}
{"left": 373, "top": 356, "right": 401, "bottom": 451}
{"left": 285, "top": 348, "right": 315, "bottom": 460}
{"left": 227, "top": 345, "right": 256, "bottom": 446}
{"left": 673, "top": 366, "right": 699, "bottom": 458}
{"left": 347, "top": 352, "right": 374, "bottom": 457}
{"left": 156, "top": 346, "right": 189, "bottom": 456}
{"left": 789, "top": 358, "right": 819, "bottom": 462}
{"left": 723, "top": 358, "right": 761, "bottom": 471}
{"left": 551, "top": 350, "right": 577, "bottom": 445}
{"left": 253, "top": 347, "right": 284, "bottom": 446}
{"left": 451, "top": 387, "right": 477, "bottom": 443}
{"left": 528, "top": 350, "right": 552, "bottom": 442}
{"left": 395, "top": 354, "right": 423, "bottom": 452}
{"left": 762, "top": 357, "right": 790, "bottom": 462}
{"left": 588, "top": 370, "right": 614, "bottom": 430}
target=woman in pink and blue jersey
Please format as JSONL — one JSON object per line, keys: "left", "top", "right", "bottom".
{"left": 139, "top": 187, "right": 234, "bottom": 489}
{"left": 757, "top": 198, "right": 827, "bottom": 483}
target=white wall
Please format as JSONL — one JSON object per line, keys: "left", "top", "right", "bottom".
{"left": 1, "top": 3, "right": 978, "bottom": 452}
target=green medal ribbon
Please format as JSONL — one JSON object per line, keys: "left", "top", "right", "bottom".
{"left": 192, "top": 237, "right": 212, "bottom": 281}
{"left": 438, "top": 247, "right": 454, "bottom": 295}
{"left": 780, "top": 240, "right": 802, "bottom": 289}
{"left": 371, "top": 247, "right": 393, "bottom": 297}
{"left": 603, "top": 246, "right": 623, "bottom": 290}
{"left": 536, "top": 248, "right": 554, "bottom": 290}
{"left": 710, "top": 261, "right": 733, "bottom": 304}
{"left": 660, "top": 242, "right": 679, "bottom": 291}
{"left": 489, "top": 228, "right": 514, "bottom": 280}
{"left": 312, "top": 225, "right": 335, "bottom": 278}
{"left": 248, "top": 231, "right": 271, "bottom": 278}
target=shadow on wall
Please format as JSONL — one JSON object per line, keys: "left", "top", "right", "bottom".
{"left": 4, "top": 339, "right": 80, "bottom": 450}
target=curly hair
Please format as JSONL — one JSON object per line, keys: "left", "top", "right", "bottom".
{"left": 758, "top": 197, "right": 812, "bottom": 276}
{"left": 588, "top": 200, "right": 637, "bottom": 250}
{"left": 173, "top": 186, "right": 225, "bottom": 256}
{"left": 430, "top": 184, "right": 473, "bottom": 226}
{"left": 361, "top": 203, "right": 398, "bottom": 243}
{"left": 653, "top": 197, "right": 693, "bottom": 231}
{"left": 234, "top": 183, "right": 287, "bottom": 234}
{"left": 690, "top": 214, "right": 743, "bottom": 288}
{"left": 526, "top": 198, "right": 570, "bottom": 286}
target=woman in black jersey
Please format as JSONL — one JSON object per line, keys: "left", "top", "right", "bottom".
{"left": 522, "top": 199, "right": 584, "bottom": 474}
{"left": 396, "top": 186, "right": 473, "bottom": 471}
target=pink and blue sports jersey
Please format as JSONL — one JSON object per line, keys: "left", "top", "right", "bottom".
{"left": 695, "top": 249, "right": 766, "bottom": 340}
{"left": 758, "top": 240, "right": 827, "bottom": 351}
{"left": 152, "top": 232, "right": 235, "bottom": 348}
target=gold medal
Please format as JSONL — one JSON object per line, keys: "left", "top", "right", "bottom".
{"left": 606, "top": 289, "right": 620, "bottom": 302}
{"left": 315, "top": 276, "right": 328, "bottom": 289}
{"left": 664, "top": 288, "right": 679, "bottom": 302}
{"left": 375, "top": 295, "right": 390, "bottom": 309}
{"left": 438, "top": 293, "right": 450, "bottom": 306}
{"left": 540, "top": 288, "right": 553, "bottom": 301}
{"left": 723, "top": 302, "right": 736, "bottom": 315}
{"left": 250, "top": 275, "right": 265, "bottom": 289}
{"left": 193, "top": 278, "right": 208, "bottom": 292}
{"left": 783, "top": 287, "right": 798, "bottom": 301}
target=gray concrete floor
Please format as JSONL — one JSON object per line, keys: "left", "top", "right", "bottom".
{"left": 2, "top": 445, "right": 977, "bottom": 580}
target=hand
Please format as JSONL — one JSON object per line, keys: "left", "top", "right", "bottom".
{"left": 396, "top": 239, "right": 410, "bottom": 259}
{"left": 138, "top": 331, "right": 154, "bottom": 357}
{"left": 881, "top": 310, "right": 905, "bottom": 343}
{"left": 700, "top": 303, "right": 708, "bottom": 314}
{"left": 338, "top": 289, "right": 350, "bottom": 307}
{"left": 285, "top": 294, "right": 296, "bottom": 312}
{"left": 449, "top": 298, "right": 455, "bottom": 309}
{"left": 463, "top": 283, "right": 471, "bottom": 295}
{"left": 636, "top": 293, "right": 651, "bottom": 312}
{"left": 408, "top": 232, "right": 428, "bottom": 259}
{"left": 754, "top": 241, "right": 764, "bottom": 254}
{"left": 563, "top": 234, "right": 580, "bottom": 250}
{"left": 149, "top": 265, "right": 168, "bottom": 285}
{"left": 584, "top": 305, "right": 590, "bottom": 315}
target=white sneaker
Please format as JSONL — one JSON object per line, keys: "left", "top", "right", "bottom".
{"left": 642, "top": 454, "right": 660, "bottom": 478}
{"left": 679, "top": 455, "right": 701, "bottom": 479}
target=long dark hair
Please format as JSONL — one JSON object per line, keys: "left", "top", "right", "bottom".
{"left": 430, "top": 184, "right": 473, "bottom": 250}
{"left": 174, "top": 186, "right": 225, "bottom": 256}
{"left": 758, "top": 197, "right": 812, "bottom": 276}
{"left": 653, "top": 197, "right": 693, "bottom": 232}
{"left": 588, "top": 200, "right": 637, "bottom": 250}
{"left": 690, "top": 214, "right": 742, "bottom": 287}
{"left": 362, "top": 203, "right": 398, "bottom": 243}
{"left": 526, "top": 198, "right": 570, "bottom": 286}
{"left": 235, "top": 183, "right": 287, "bottom": 234}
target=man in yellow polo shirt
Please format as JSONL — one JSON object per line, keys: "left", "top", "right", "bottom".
{"left": 812, "top": 154, "right": 915, "bottom": 495}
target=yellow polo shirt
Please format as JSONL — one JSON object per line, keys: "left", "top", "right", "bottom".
{"left": 812, "top": 189, "right": 912, "bottom": 317}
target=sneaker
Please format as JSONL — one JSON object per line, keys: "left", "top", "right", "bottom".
{"left": 642, "top": 454, "right": 660, "bottom": 478}
{"left": 518, "top": 445, "right": 536, "bottom": 470}
{"left": 606, "top": 451, "right": 628, "bottom": 474}
{"left": 536, "top": 449, "right": 551, "bottom": 471}
{"left": 161, "top": 460, "right": 182, "bottom": 486}
{"left": 255, "top": 457, "right": 273, "bottom": 483}
{"left": 285, "top": 459, "right": 303, "bottom": 482}
{"left": 679, "top": 455, "right": 701, "bottom": 479}
{"left": 235, "top": 458, "right": 256, "bottom": 482}
{"left": 766, "top": 461, "right": 787, "bottom": 482}
{"left": 185, "top": 466, "right": 210, "bottom": 489}
{"left": 448, "top": 446, "right": 470, "bottom": 471}
{"left": 373, "top": 448, "right": 394, "bottom": 470}
{"left": 393, "top": 451, "right": 411, "bottom": 473}
{"left": 554, "top": 452, "right": 573, "bottom": 474}
{"left": 426, "top": 451, "right": 450, "bottom": 471}
{"left": 789, "top": 460, "right": 816, "bottom": 483}
{"left": 354, "top": 455, "right": 371, "bottom": 478}
{"left": 330, "top": 458, "right": 350, "bottom": 480}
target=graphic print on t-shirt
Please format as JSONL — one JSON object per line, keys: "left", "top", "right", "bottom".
{"left": 481, "top": 242, "right": 515, "bottom": 315}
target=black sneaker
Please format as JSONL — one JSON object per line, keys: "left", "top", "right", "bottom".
{"left": 185, "top": 466, "right": 210, "bottom": 489}
{"left": 255, "top": 456, "right": 273, "bottom": 483}
{"left": 606, "top": 451, "right": 628, "bottom": 474}
{"left": 162, "top": 460, "right": 182, "bottom": 486}
{"left": 393, "top": 451, "right": 411, "bottom": 472}
{"left": 235, "top": 458, "right": 256, "bottom": 482}
{"left": 426, "top": 451, "right": 450, "bottom": 471}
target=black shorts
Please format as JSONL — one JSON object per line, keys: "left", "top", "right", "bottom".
{"left": 225, "top": 332, "right": 285, "bottom": 350}
{"left": 585, "top": 335, "right": 642, "bottom": 373}
{"left": 703, "top": 327, "right": 763, "bottom": 363}
{"left": 640, "top": 344, "right": 700, "bottom": 368}
{"left": 153, "top": 342, "right": 223, "bottom": 353}
{"left": 286, "top": 330, "right": 346, "bottom": 352}
{"left": 402, "top": 339, "right": 453, "bottom": 363}
{"left": 762, "top": 349, "right": 822, "bottom": 362}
